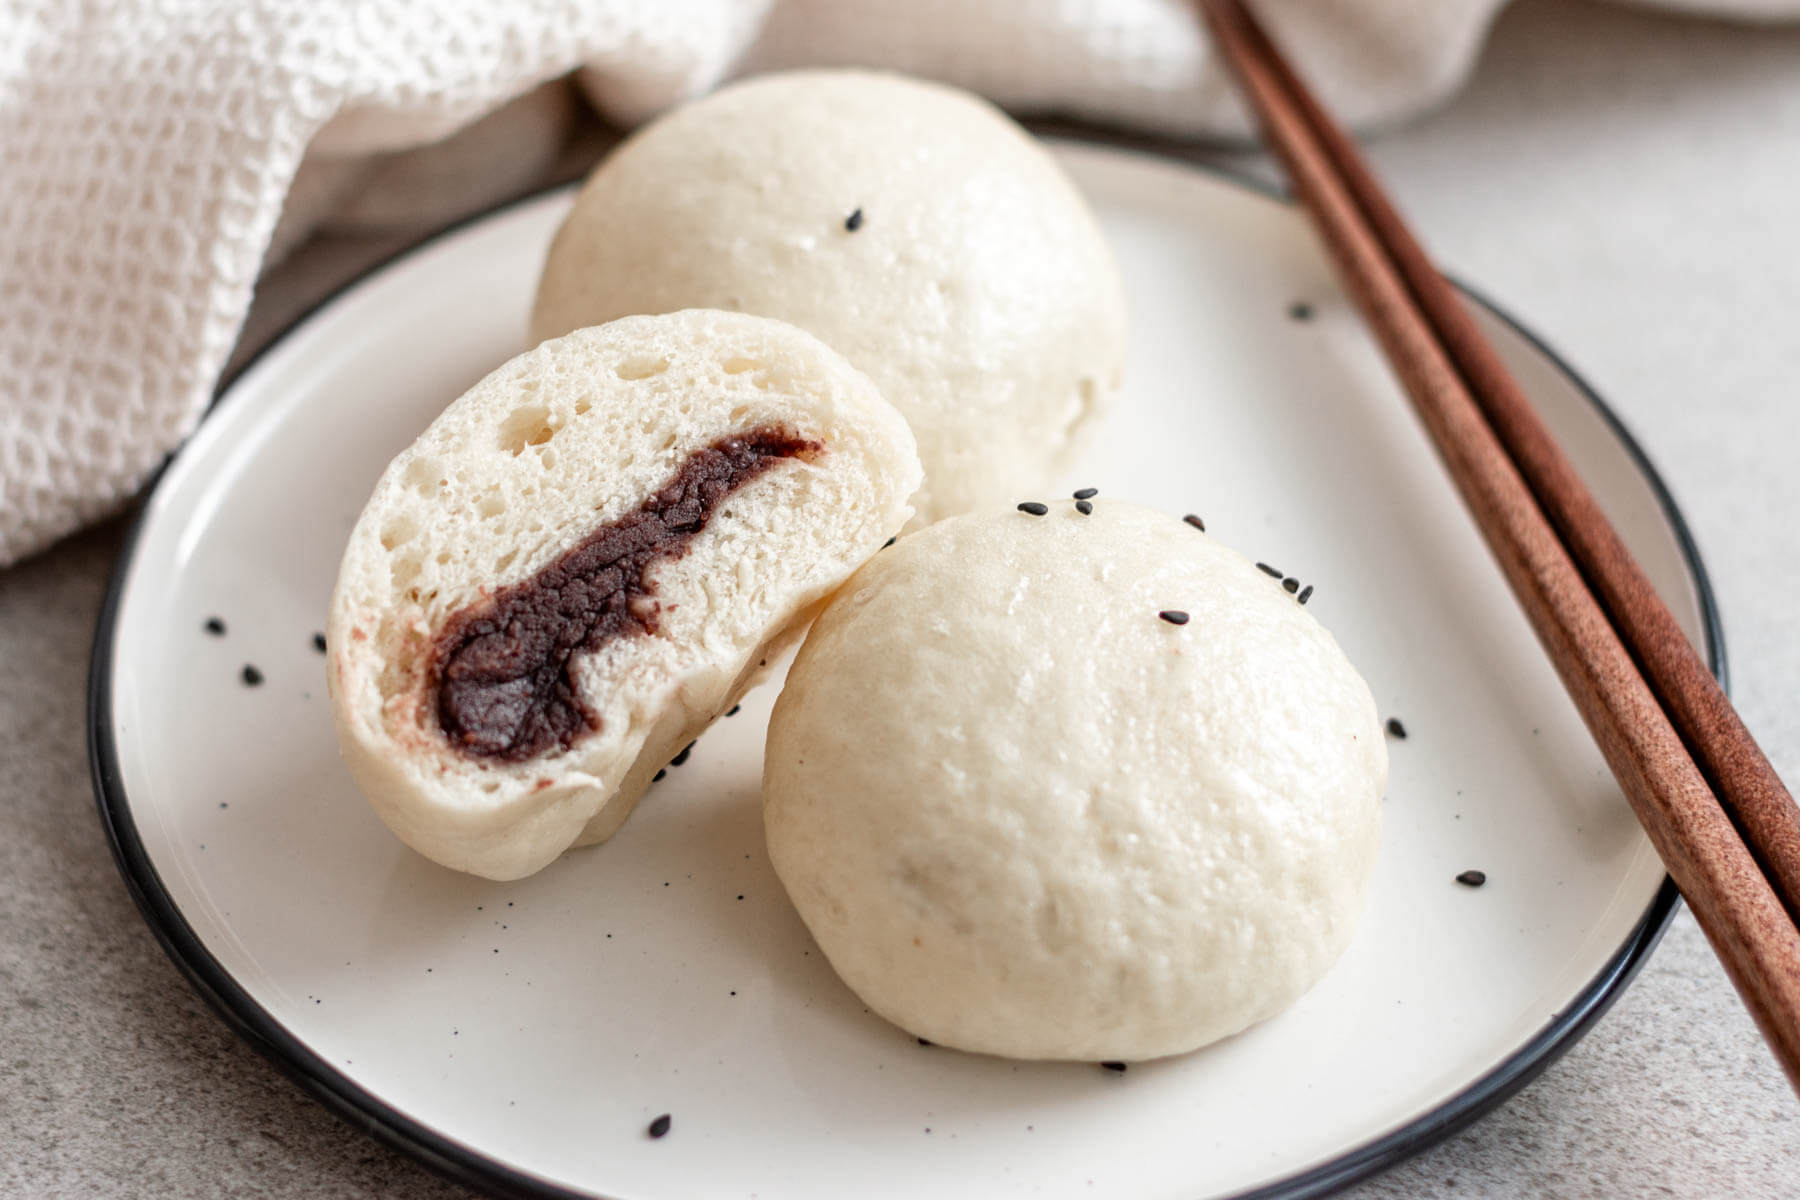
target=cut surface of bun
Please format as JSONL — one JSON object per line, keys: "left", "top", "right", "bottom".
{"left": 329, "top": 310, "right": 921, "bottom": 880}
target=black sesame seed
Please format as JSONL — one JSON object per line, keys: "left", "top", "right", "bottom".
{"left": 1282, "top": 577, "right": 1299, "bottom": 594}
{"left": 917, "top": 1037, "right": 933, "bottom": 1047}
{"left": 240, "top": 665, "right": 263, "bottom": 687}
{"left": 1386, "top": 717, "right": 1408, "bottom": 739}
{"left": 882, "top": 536, "right": 896, "bottom": 549}
{"left": 1101, "top": 1061, "right": 1127, "bottom": 1073}
{"left": 1289, "top": 301, "right": 1314, "bottom": 321}
{"left": 1456, "top": 869, "right": 1487, "bottom": 888}
{"left": 1157, "top": 610, "right": 1190, "bottom": 625}
{"left": 1017, "top": 502, "right": 1049, "bottom": 516}
{"left": 204, "top": 617, "right": 226, "bottom": 636}
{"left": 312, "top": 632, "right": 327, "bottom": 653}
{"left": 670, "top": 743, "right": 694, "bottom": 767}
{"left": 1072, "top": 487, "right": 1098, "bottom": 500}
{"left": 647, "top": 1113, "right": 672, "bottom": 1139}
{"left": 1182, "top": 514, "right": 1205, "bottom": 532}
{"left": 845, "top": 207, "right": 864, "bottom": 232}
{"left": 726, "top": 705, "right": 741, "bottom": 717}
{"left": 653, "top": 769, "right": 666, "bottom": 782}
{"left": 1256, "top": 562, "right": 1282, "bottom": 578}
{"left": 1075, "top": 499, "right": 1093, "bottom": 515}
{"left": 1297, "top": 585, "right": 1314, "bottom": 605}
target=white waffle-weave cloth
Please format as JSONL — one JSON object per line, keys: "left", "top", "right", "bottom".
{"left": 0, "top": 0, "right": 1790, "bottom": 566}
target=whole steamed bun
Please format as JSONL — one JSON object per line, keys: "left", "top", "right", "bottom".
{"left": 531, "top": 69, "right": 1127, "bottom": 527}
{"left": 763, "top": 500, "right": 1386, "bottom": 1061}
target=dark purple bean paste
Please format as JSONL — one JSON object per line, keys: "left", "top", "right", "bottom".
{"left": 431, "top": 427, "right": 820, "bottom": 761}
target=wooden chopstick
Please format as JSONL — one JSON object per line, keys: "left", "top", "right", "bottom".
{"left": 1217, "top": 2, "right": 1800, "bottom": 934}
{"left": 1195, "top": 0, "right": 1800, "bottom": 1090}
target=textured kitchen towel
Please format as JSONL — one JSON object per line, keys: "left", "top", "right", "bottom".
{"left": 0, "top": 0, "right": 1792, "bottom": 566}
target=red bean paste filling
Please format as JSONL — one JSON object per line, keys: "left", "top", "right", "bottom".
{"left": 431, "top": 427, "right": 821, "bottom": 762}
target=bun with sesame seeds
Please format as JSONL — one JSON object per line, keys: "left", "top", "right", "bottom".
{"left": 530, "top": 69, "right": 1127, "bottom": 529}
{"left": 762, "top": 499, "right": 1385, "bottom": 1061}
{"left": 327, "top": 310, "right": 920, "bottom": 881}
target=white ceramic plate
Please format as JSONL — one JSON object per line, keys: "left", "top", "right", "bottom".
{"left": 92, "top": 141, "right": 1714, "bottom": 1199}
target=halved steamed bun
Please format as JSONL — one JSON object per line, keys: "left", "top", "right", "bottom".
{"left": 763, "top": 499, "right": 1385, "bottom": 1061}
{"left": 329, "top": 310, "right": 921, "bottom": 881}
{"left": 531, "top": 69, "right": 1128, "bottom": 527}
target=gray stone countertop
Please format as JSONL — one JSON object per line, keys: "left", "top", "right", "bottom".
{"left": 3, "top": 0, "right": 1798, "bottom": 1195}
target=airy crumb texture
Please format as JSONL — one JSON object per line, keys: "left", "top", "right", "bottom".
{"left": 763, "top": 501, "right": 1386, "bottom": 1061}
{"left": 329, "top": 310, "right": 921, "bottom": 880}
{"left": 531, "top": 69, "right": 1127, "bottom": 528}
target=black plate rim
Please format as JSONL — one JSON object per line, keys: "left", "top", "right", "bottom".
{"left": 87, "top": 134, "right": 1713, "bottom": 1200}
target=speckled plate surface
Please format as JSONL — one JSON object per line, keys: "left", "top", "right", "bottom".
{"left": 90, "top": 141, "right": 1716, "bottom": 1199}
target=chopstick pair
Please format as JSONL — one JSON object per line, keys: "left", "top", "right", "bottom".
{"left": 1193, "top": 0, "right": 1800, "bottom": 1090}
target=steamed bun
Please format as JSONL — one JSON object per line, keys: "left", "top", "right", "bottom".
{"left": 762, "top": 499, "right": 1385, "bottom": 1060}
{"left": 329, "top": 310, "right": 920, "bottom": 881}
{"left": 531, "top": 69, "right": 1127, "bottom": 527}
